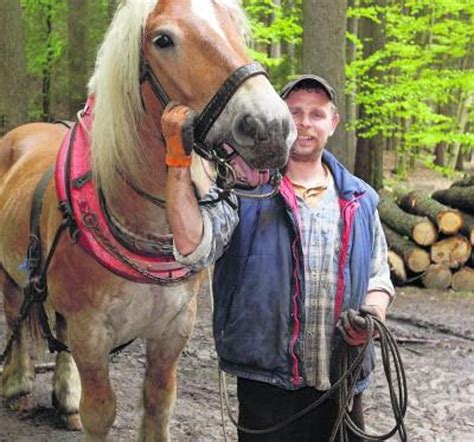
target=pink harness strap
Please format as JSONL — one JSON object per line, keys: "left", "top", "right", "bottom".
{"left": 55, "top": 98, "right": 192, "bottom": 284}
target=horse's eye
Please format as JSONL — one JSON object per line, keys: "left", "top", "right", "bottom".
{"left": 153, "top": 34, "right": 174, "bottom": 49}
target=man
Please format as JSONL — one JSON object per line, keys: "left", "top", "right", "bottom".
{"left": 164, "top": 75, "right": 394, "bottom": 441}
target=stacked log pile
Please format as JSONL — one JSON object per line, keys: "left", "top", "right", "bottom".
{"left": 380, "top": 178, "right": 474, "bottom": 291}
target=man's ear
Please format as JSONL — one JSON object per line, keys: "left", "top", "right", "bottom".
{"left": 329, "top": 112, "right": 340, "bottom": 136}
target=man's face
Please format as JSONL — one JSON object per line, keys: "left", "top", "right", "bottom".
{"left": 285, "top": 89, "right": 339, "bottom": 162}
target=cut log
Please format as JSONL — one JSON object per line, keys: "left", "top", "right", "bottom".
{"left": 382, "top": 224, "right": 431, "bottom": 273}
{"left": 430, "top": 236, "right": 472, "bottom": 269}
{"left": 432, "top": 187, "right": 474, "bottom": 214}
{"left": 451, "top": 267, "right": 474, "bottom": 291}
{"left": 422, "top": 264, "right": 452, "bottom": 290}
{"left": 460, "top": 213, "right": 474, "bottom": 246}
{"left": 399, "top": 190, "right": 464, "bottom": 234}
{"left": 378, "top": 195, "right": 437, "bottom": 246}
{"left": 387, "top": 250, "right": 407, "bottom": 286}
{"left": 450, "top": 175, "right": 474, "bottom": 188}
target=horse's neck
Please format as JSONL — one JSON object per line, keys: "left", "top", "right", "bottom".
{"left": 102, "top": 110, "right": 170, "bottom": 237}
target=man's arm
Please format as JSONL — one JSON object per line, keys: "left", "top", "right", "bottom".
{"left": 162, "top": 103, "right": 239, "bottom": 269}
{"left": 365, "top": 209, "right": 395, "bottom": 318}
{"left": 338, "top": 210, "right": 394, "bottom": 346}
{"left": 166, "top": 167, "right": 204, "bottom": 256}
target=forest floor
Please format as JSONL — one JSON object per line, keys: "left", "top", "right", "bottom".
{"left": 1, "top": 161, "right": 473, "bottom": 441}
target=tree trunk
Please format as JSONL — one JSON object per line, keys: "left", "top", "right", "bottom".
{"left": 41, "top": 2, "right": 54, "bottom": 121}
{"left": 303, "top": 0, "right": 349, "bottom": 168}
{"left": 399, "top": 191, "right": 464, "bottom": 235}
{"left": 387, "top": 250, "right": 407, "bottom": 286}
{"left": 378, "top": 195, "right": 437, "bottom": 246}
{"left": 0, "top": 0, "right": 28, "bottom": 133}
{"left": 431, "top": 236, "right": 472, "bottom": 269}
{"left": 422, "top": 264, "right": 452, "bottom": 290}
{"left": 382, "top": 224, "right": 431, "bottom": 273}
{"left": 354, "top": 0, "right": 386, "bottom": 189}
{"left": 449, "top": 93, "right": 473, "bottom": 170}
{"left": 68, "top": 0, "right": 89, "bottom": 116}
{"left": 451, "top": 267, "right": 474, "bottom": 292}
{"left": 270, "top": 0, "right": 282, "bottom": 59}
{"left": 432, "top": 187, "right": 474, "bottom": 214}
{"left": 345, "top": 0, "right": 359, "bottom": 173}
{"left": 434, "top": 142, "right": 447, "bottom": 167}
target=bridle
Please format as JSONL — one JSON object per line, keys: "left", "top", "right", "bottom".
{"left": 139, "top": 58, "right": 281, "bottom": 199}
{"left": 140, "top": 59, "right": 267, "bottom": 161}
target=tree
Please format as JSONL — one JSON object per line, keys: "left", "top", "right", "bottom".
{"left": 68, "top": 0, "right": 89, "bottom": 115}
{"left": 354, "top": 0, "right": 387, "bottom": 189}
{"left": 0, "top": 0, "right": 28, "bottom": 132}
{"left": 302, "top": 0, "right": 350, "bottom": 168}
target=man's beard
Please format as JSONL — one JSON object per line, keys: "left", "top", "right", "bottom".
{"left": 289, "top": 138, "right": 324, "bottom": 162}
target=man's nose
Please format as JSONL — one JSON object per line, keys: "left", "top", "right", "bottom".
{"left": 298, "top": 113, "right": 311, "bottom": 128}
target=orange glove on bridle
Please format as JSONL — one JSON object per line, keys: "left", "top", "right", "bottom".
{"left": 161, "top": 102, "right": 197, "bottom": 168}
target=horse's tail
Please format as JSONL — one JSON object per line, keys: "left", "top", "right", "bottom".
{"left": 25, "top": 302, "right": 51, "bottom": 353}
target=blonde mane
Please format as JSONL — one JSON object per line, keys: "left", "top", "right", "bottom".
{"left": 88, "top": 0, "right": 249, "bottom": 197}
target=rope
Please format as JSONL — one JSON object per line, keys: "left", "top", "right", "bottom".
{"left": 218, "top": 314, "right": 407, "bottom": 441}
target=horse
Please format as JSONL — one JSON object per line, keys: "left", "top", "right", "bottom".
{"left": 0, "top": 0, "right": 295, "bottom": 440}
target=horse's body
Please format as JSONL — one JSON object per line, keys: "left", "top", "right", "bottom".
{"left": 0, "top": 0, "right": 294, "bottom": 440}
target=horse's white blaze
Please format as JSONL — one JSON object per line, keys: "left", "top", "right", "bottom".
{"left": 191, "top": 0, "right": 227, "bottom": 40}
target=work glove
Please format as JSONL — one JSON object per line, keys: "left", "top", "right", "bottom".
{"left": 161, "top": 102, "right": 196, "bottom": 168}
{"left": 337, "top": 305, "right": 385, "bottom": 347}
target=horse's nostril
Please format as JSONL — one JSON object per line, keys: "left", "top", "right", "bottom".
{"left": 238, "top": 114, "right": 258, "bottom": 139}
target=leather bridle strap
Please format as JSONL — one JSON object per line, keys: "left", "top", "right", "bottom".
{"left": 139, "top": 59, "right": 170, "bottom": 107}
{"left": 193, "top": 62, "right": 268, "bottom": 143}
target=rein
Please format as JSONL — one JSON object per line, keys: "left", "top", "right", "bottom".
{"left": 219, "top": 315, "right": 407, "bottom": 441}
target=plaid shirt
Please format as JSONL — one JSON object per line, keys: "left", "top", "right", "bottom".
{"left": 175, "top": 181, "right": 394, "bottom": 391}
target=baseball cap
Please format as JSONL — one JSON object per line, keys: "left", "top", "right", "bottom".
{"left": 280, "top": 74, "right": 336, "bottom": 104}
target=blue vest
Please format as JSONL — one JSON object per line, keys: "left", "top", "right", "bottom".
{"left": 213, "top": 151, "right": 379, "bottom": 391}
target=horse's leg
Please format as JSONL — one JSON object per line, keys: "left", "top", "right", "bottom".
{"left": 139, "top": 296, "right": 197, "bottom": 442}
{"left": 69, "top": 319, "right": 116, "bottom": 442}
{"left": 52, "top": 313, "right": 82, "bottom": 431}
{"left": 1, "top": 271, "right": 35, "bottom": 411}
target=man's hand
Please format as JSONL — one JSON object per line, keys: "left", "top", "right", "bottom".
{"left": 337, "top": 305, "right": 385, "bottom": 346}
{"left": 161, "top": 102, "right": 196, "bottom": 168}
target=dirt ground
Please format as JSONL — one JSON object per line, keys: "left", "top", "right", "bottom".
{"left": 0, "top": 281, "right": 473, "bottom": 442}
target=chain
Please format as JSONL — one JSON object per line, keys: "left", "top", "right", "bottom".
{"left": 81, "top": 211, "right": 193, "bottom": 285}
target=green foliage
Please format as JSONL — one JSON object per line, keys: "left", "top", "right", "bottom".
{"left": 243, "top": 0, "right": 303, "bottom": 88}
{"left": 348, "top": 0, "right": 474, "bottom": 173}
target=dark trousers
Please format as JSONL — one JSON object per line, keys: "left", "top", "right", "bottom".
{"left": 237, "top": 378, "right": 365, "bottom": 442}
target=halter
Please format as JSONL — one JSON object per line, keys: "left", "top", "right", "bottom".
{"left": 139, "top": 58, "right": 278, "bottom": 196}
{"left": 140, "top": 59, "right": 267, "bottom": 155}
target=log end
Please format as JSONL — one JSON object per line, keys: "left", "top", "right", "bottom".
{"left": 412, "top": 221, "right": 437, "bottom": 246}
{"left": 451, "top": 267, "right": 474, "bottom": 292}
{"left": 431, "top": 236, "right": 472, "bottom": 269}
{"left": 407, "top": 248, "right": 431, "bottom": 273}
{"left": 437, "top": 210, "right": 464, "bottom": 235}
{"left": 388, "top": 250, "right": 407, "bottom": 286}
{"left": 422, "top": 264, "right": 452, "bottom": 290}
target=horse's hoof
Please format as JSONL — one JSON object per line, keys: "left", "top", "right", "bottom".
{"left": 5, "top": 393, "right": 34, "bottom": 412}
{"left": 61, "top": 412, "right": 83, "bottom": 431}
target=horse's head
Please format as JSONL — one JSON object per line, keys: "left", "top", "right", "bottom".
{"left": 142, "top": 0, "right": 295, "bottom": 170}
{"left": 88, "top": 0, "right": 296, "bottom": 196}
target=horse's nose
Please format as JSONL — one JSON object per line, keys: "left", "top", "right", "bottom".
{"left": 234, "top": 114, "right": 280, "bottom": 145}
